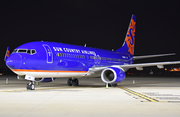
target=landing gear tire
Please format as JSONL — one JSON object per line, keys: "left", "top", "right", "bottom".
{"left": 67, "top": 78, "right": 79, "bottom": 86}
{"left": 27, "top": 81, "right": 35, "bottom": 90}
{"left": 108, "top": 84, "right": 112, "bottom": 87}
{"left": 67, "top": 78, "right": 73, "bottom": 86}
{"left": 111, "top": 83, "right": 117, "bottom": 87}
{"left": 73, "top": 78, "right": 79, "bottom": 86}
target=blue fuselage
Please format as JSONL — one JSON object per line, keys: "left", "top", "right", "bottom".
{"left": 6, "top": 41, "right": 133, "bottom": 77}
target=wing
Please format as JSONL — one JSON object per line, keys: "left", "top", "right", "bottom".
{"left": 87, "top": 61, "right": 180, "bottom": 75}
{"left": 119, "top": 61, "right": 180, "bottom": 70}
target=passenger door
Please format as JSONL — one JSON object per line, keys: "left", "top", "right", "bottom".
{"left": 43, "top": 44, "right": 53, "bottom": 63}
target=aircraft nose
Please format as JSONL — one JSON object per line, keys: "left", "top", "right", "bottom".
{"left": 6, "top": 54, "right": 22, "bottom": 69}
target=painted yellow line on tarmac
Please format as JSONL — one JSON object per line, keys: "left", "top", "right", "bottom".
{"left": 118, "top": 86, "right": 159, "bottom": 102}
{"left": 0, "top": 87, "right": 72, "bottom": 92}
{"left": 122, "top": 81, "right": 170, "bottom": 86}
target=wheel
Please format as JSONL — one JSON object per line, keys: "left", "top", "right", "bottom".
{"left": 108, "top": 84, "right": 112, "bottom": 87}
{"left": 27, "top": 82, "right": 35, "bottom": 90}
{"left": 67, "top": 78, "right": 73, "bottom": 86}
{"left": 111, "top": 83, "right": 117, "bottom": 87}
{"left": 27, "top": 84, "right": 31, "bottom": 90}
{"left": 72, "top": 78, "right": 79, "bottom": 86}
{"left": 30, "top": 84, "right": 35, "bottom": 90}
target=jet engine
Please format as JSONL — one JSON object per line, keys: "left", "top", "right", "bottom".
{"left": 101, "top": 67, "right": 125, "bottom": 84}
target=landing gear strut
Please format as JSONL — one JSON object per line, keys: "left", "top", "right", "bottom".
{"left": 67, "top": 78, "right": 79, "bottom": 86}
{"left": 27, "top": 81, "right": 35, "bottom": 90}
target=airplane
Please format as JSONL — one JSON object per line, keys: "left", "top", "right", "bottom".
{"left": 4, "top": 14, "right": 180, "bottom": 90}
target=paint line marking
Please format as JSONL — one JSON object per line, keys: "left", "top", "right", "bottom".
{"left": 118, "top": 86, "right": 159, "bottom": 102}
{"left": 0, "top": 87, "right": 74, "bottom": 92}
{"left": 122, "top": 81, "right": 170, "bottom": 86}
{"left": 142, "top": 101, "right": 180, "bottom": 103}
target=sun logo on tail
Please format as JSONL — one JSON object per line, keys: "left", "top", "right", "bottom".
{"left": 6, "top": 50, "right": 10, "bottom": 57}
{"left": 126, "top": 18, "right": 136, "bottom": 55}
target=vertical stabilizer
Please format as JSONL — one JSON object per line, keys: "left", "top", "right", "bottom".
{"left": 4, "top": 47, "right": 10, "bottom": 61}
{"left": 116, "top": 14, "right": 136, "bottom": 55}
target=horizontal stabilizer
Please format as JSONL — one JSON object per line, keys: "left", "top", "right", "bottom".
{"left": 119, "top": 61, "right": 180, "bottom": 69}
{"left": 133, "top": 53, "right": 175, "bottom": 60}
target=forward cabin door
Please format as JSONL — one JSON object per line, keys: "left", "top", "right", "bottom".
{"left": 43, "top": 44, "right": 53, "bottom": 63}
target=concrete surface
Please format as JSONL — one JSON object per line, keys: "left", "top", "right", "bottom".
{"left": 0, "top": 75, "right": 180, "bottom": 117}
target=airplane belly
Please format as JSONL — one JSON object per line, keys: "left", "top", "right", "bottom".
{"left": 20, "top": 71, "right": 88, "bottom": 78}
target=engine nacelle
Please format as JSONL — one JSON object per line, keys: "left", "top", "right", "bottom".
{"left": 101, "top": 67, "right": 125, "bottom": 84}
{"left": 35, "top": 78, "right": 55, "bottom": 82}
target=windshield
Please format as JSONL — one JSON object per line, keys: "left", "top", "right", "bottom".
{"left": 13, "top": 49, "right": 36, "bottom": 55}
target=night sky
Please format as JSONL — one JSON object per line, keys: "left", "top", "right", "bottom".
{"left": 1, "top": 0, "right": 180, "bottom": 69}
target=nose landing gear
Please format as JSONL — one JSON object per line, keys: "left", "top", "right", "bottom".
{"left": 27, "top": 81, "right": 35, "bottom": 90}
{"left": 67, "top": 78, "right": 79, "bottom": 86}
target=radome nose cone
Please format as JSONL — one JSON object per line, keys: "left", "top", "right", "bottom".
{"left": 6, "top": 54, "right": 22, "bottom": 69}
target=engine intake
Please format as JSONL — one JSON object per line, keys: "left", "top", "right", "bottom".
{"left": 101, "top": 67, "right": 125, "bottom": 84}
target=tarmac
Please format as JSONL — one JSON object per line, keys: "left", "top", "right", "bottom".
{"left": 0, "top": 74, "right": 180, "bottom": 117}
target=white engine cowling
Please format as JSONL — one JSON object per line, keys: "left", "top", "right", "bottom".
{"left": 101, "top": 67, "right": 125, "bottom": 84}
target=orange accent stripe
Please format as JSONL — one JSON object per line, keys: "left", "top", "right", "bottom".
{"left": 12, "top": 69, "right": 87, "bottom": 73}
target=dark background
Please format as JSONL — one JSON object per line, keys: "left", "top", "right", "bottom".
{"left": 1, "top": 0, "right": 180, "bottom": 69}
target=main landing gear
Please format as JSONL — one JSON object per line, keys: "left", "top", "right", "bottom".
{"left": 67, "top": 78, "right": 79, "bottom": 86}
{"left": 107, "top": 83, "right": 117, "bottom": 87}
{"left": 27, "top": 81, "right": 35, "bottom": 90}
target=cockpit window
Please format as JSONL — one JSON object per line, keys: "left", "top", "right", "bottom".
{"left": 18, "top": 49, "right": 27, "bottom": 53}
{"left": 27, "top": 50, "right": 31, "bottom": 54}
{"left": 31, "top": 50, "right": 36, "bottom": 54}
{"left": 13, "top": 49, "right": 36, "bottom": 55}
{"left": 13, "top": 49, "right": 18, "bottom": 53}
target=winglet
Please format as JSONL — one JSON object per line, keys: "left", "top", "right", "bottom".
{"left": 4, "top": 47, "right": 10, "bottom": 61}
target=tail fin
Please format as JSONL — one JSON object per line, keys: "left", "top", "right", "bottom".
{"left": 116, "top": 14, "right": 136, "bottom": 55}
{"left": 4, "top": 47, "right": 10, "bottom": 61}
